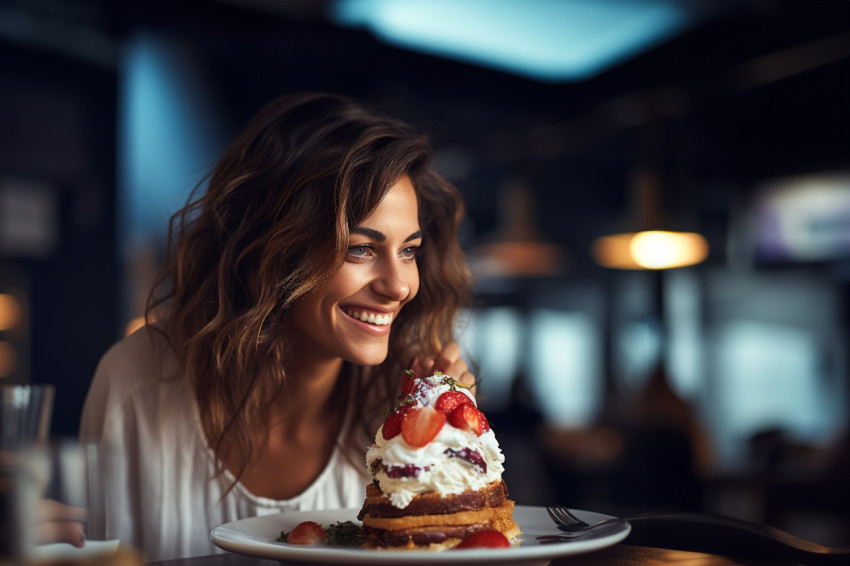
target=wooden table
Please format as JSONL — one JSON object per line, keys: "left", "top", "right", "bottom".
{"left": 147, "top": 545, "right": 799, "bottom": 565}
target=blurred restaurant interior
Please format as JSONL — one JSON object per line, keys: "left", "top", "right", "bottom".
{"left": 1, "top": 0, "right": 849, "bottom": 548}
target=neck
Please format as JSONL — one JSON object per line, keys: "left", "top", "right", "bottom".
{"left": 271, "top": 356, "right": 345, "bottom": 430}
{"left": 233, "top": 357, "right": 350, "bottom": 499}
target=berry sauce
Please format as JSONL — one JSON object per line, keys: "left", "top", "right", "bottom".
{"left": 444, "top": 447, "right": 487, "bottom": 474}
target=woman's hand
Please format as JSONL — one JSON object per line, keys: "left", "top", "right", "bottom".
{"left": 36, "top": 499, "right": 87, "bottom": 548}
{"left": 411, "top": 343, "right": 476, "bottom": 395}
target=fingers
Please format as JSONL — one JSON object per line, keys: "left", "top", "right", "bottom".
{"left": 37, "top": 520, "right": 86, "bottom": 547}
{"left": 37, "top": 499, "right": 88, "bottom": 523}
{"left": 36, "top": 499, "right": 87, "bottom": 547}
{"left": 430, "top": 342, "right": 461, "bottom": 373}
{"left": 410, "top": 356, "right": 434, "bottom": 378}
{"left": 411, "top": 343, "right": 477, "bottom": 395}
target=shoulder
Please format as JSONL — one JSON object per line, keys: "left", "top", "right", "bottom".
{"left": 97, "top": 326, "right": 180, "bottom": 392}
{"left": 101, "top": 324, "right": 174, "bottom": 367}
{"left": 81, "top": 326, "right": 184, "bottom": 436}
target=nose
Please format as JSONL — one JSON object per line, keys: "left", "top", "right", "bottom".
{"left": 371, "top": 257, "right": 412, "bottom": 301}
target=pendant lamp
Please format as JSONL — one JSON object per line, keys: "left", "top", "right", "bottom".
{"left": 592, "top": 155, "right": 708, "bottom": 271}
{"left": 469, "top": 177, "right": 567, "bottom": 279}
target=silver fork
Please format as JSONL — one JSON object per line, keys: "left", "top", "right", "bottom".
{"left": 546, "top": 505, "right": 625, "bottom": 534}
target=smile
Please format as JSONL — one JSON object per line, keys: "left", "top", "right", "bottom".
{"left": 343, "top": 309, "right": 393, "bottom": 326}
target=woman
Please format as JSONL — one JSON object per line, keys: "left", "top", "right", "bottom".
{"left": 80, "top": 93, "right": 474, "bottom": 560}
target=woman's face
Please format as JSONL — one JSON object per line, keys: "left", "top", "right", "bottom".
{"left": 286, "top": 175, "right": 421, "bottom": 368}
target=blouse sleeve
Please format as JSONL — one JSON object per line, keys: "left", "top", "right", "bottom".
{"left": 79, "top": 329, "right": 158, "bottom": 548}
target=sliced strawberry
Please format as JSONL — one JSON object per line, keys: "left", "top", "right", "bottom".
{"left": 434, "top": 390, "right": 472, "bottom": 414}
{"left": 381, "top": 406, "right": 411, "bottom": 440}
{"left": 401, "top": 406, "right": 446, "bottom": 448}
{"left": 408, "top": 379, "right": 435, "bottom": 406}
{"left": 454, "top": 529, "right": 510, "bottom": 549}
{"left": 285, "top": 521, "right": 328, "bottom": 545}
{"left": 448, "top": 403, "right": 490, "bottom": 436}
{"left": 401, "top": 370, "right": 417, "bottom": 395}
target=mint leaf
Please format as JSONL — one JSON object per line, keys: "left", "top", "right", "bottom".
{"left": 326, "top": 521, "right": 365, "bottom": 546}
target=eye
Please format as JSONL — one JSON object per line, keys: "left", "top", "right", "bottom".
{"left": 347, "top": 244, "right": 373, "bottom": 262}
{"left": 400, "top": 245, "right": 420, "bottom": 260}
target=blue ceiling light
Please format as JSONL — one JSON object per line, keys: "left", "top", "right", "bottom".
{"left": 329, "top": 0, "right": 707, "bottom": 82}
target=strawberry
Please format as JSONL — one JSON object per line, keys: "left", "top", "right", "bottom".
{"left": 434, "top": 390, "right": 472, "bottom": 414}
{"left": 381, "top": 406, "right": 411, "bottom": 440}
{"left": 401, "top": 370, "right": 417, "bottom": 396}
{"left": 401, "top": 406, "right": 446, "bottom": 447}
{"left": 454, "top": 529, "right": 510, "bottom": 549}
{"left": 285, "top": 521, "right": 328, "bottom": 545}
{"left": 408, "top": 379, "right": 435, "bottom": 406}
{"left": 448, "top": 403, "right": 490, "bottom": 436}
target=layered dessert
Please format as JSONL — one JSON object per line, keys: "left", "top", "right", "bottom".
{"left": 358, "top": 371, "right": 520, "bottom": 550}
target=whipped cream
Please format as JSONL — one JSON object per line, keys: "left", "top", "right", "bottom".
{"left": 365, "top": 373, "right": 506, "bottom": 509}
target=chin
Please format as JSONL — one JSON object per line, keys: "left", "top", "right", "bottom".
{"left": 346, "top": 345, "right": 390, "bottom": 367}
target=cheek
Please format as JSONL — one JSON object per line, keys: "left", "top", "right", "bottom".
{"left": 316, "top": 267, "right": 361, "bottom": 308}
{"left": 290, "top": 279, "right": 342, "bottom": 327}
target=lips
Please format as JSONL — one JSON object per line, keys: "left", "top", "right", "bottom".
{"left": 343, "top": 309, "right": 393, "bottom": 326}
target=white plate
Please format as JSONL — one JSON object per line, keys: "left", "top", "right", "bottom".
{"left": 210, "top": 505, "right": 630, "bottom": 566}
{"left": 31, "top": 539, "right": 121, "bottom": 561}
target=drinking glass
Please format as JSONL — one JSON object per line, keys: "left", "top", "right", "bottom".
{"left": 0, "top": 384, "right": 54, "bottom": 452}
{"left": 0, "top": 383, "right": 54, "bottom": 562}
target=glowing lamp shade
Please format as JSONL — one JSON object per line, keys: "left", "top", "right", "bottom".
{"left": 593, "top": 230, "right": 708, "bottom": 270}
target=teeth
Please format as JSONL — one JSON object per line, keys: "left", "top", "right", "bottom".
{"left": 346, "top": 310, "right": 392, "bottom": 326}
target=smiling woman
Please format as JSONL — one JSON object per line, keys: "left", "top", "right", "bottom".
{"left": 79, "top": 93, "right": 473, "bottom": 561}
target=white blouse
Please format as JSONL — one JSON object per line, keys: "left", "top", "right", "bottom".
{"left": 79, "top": 327, "right": 370, "bottom": 561}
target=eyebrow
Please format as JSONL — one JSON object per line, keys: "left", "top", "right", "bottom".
{"left": 351, "top": 227, "right": 422, "bottom": 243}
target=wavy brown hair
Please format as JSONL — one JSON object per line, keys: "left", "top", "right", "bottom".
{"left": 146, "top": 92, "right": 471, "bottom": 487}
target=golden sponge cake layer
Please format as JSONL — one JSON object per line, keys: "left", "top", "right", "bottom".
{"left": 361, "top": 499, "right": 520, "bottom": 549}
